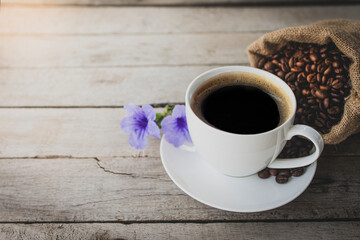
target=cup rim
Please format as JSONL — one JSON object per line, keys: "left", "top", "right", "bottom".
{"left": 185, "top": 66, "right": 297, "bottom": 137}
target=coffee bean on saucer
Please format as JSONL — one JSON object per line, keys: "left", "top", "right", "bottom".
{"left": 258, "top": 168, "right": 270, "bottom": 179}
{"left": 269, "top": 169, "right": 278, "bottom": 176}
{"left": 290, "top": 167, "right": 305, "bottom": 177}
{"left": 278, "top": 169, "right": 291, "bottom": 178}
{"left": 276, "top": 174, "right": 289, "bottom": 184}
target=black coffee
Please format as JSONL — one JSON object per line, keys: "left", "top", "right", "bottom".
{"left": 191, "top": 71, "right": 292, "bottom": 134}
{"left": 201, "top": 85, "right": 279, "bottom": 134}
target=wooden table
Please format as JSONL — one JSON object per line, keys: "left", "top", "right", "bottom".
{"left": 0, "top": 0, "right": 360, "bottom": 239}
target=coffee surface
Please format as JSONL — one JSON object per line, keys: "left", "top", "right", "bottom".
{"left": 201, "top": 84, "right": 279, "bottom": 134}
{"left": 191, "top": 71, "right": 293, "bottom": 134}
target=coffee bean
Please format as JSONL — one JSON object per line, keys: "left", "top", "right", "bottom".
{"left": 278, "top": 169, "right": 291, "bottom": 177}
{"left": 269, "top": 169, "right": 278, "bottom": 176}
{"left": 315, "top": 89, "right": 328, "bottom": 99}
{"left": 312, "top": 64, "right": 318, "bottom": 72}
{"left": 324, "top": 66, "right": 332, "bottom": 76}
{"left": 264, "top": 62, "right": 274, "bottom": 71}
{"left": 272, "top": 59, "right": 280, "bottom": 65}
{"left": 325, "top": 58, "right": 332, "bottom": 66}
{"left": 332, "top": 61, "right": 340, "bottom": 68}
{"left": 285, "top": 72, "right": 296, "bottom": 82}
{"left": 277, "top": 71, "right": 285, "bottom": 78}
{"left": 307, "top": 73, "right": 316, "bottom": 83}
{"left": 291, "top": 67, "right": 302, "bottom": 73}
{"left": 310, "top": 88, "right": 317, "bottom": 97}
{"left": 320, "top": 85, "right": 330, "bottom": 91}
{"left": 256, "top": 42, "right": 351, "bottom": 184}
{"left": 276, "top": 175, "right": 289, "bottom": 184}
{"left": 319, "top": 111, "right": 328, "bottom": 119}
{"left": 309, "top": 83, "right": 317, "bottom": 89}
{"left": 329, "top": 114, "right": 338, "bottom": 121}
{"left": 336, "top": 75, "right": 345, "bottom": 81}
{"left": 334, "top": 68, "right": 343, "bottom": 74}
{"left": 302, "top": 89, "right": 310, "bottom": 96}
{"left": 314, "top": 119, "right": 323, "bottom": 128}
{"left": 281, "top": 62, "right": 290, "bottom": 72}
{"left": 290, "top": 84, "right": 296, "bottom": 91}
{"left": 310, "top": 53, "right": 318, "bottom": 62}
{"left": 258, "top": 169, "right": 270, "bottom": 179}
{"left": 321, "top": 75, "right": 327, "bottom": 85}
{"left": 320, "top": 47, "right": 328, "bottom": 53}
{"left": 257, "top": 58, "right": 266, "bottom": 68}
{"left": 327, "top": 106, "right": 340, "bottom": 115}
{"left": 296, "top": 61, "right": 305, "bottom": 67}
{"left": 332, "top": 80, "right": 343, "bottom": 89}
{"left": 330, "top": 92, "right": 341, "bottom": 98}
{"left": 289, "top": 57, "right": 295, "bottom": 68}
{"left": 316, "top": 73, "right": 322, "bottom": 83}
{"left": 290, "top": 168, "right": 305, "bottom": 177}
{"left": 332, "top": 97, "right": 341, "bottom": 103}
{"left": 307, "top": 96, "right": 316, "bottom": 104}
{"left": 323, "top": 98, "right": 330, "bottom": 109}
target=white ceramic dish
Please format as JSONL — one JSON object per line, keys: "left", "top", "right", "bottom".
{"left": 160, "top": 137, "right": 317, "bottom": 212}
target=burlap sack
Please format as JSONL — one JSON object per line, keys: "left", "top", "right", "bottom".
{"left": 247, "top": 19, "right": 360, "bottom": 144}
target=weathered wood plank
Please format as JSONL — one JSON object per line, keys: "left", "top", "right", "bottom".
{"left": 1, "top": 6, "right": 359, "bottom": 35}
{"left": 0, "top": 66, "right": 215, "bottom": 106}
{"left": 0, "top": 108, "right": 358, "bottom": 158}
{"left": 0, "top": 33, "right": 260, "bottom": 68}
{"left": 0, "top": 222, "right": 359, "bottom": 240}
{"left": 3, "top": 0, "right": 354, "bottom": 6}
{"left": 0, "top": 156, "right": 358, "bottom": 221}
{"left": 0, "top": 109, "right": 160, "bottom": 158}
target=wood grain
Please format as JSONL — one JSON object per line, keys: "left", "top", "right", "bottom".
{"left": 0, "top": 66, "right": 216, "bottom": 106}
{"left": 0, "top": 222, "right": 359, "bottom": 240}
{"left": 2, "top": 6, "right": 359, "bottom": 35}
{"left": 0, "top": 109, "right": 160, "bottom": 158}
{"left": 0, "top": 3, "right": 358, "bottom": 233}
{"left": 3, "top": 0, "right": 354, "bottom": 6}
{"left": 0, "top": 108, "right": 358, "bottom": 158}
{"left": 0, "top": 155, "right": 358, "bottom": 222}
{"left": 1, "top": 6, "right": 359, "bottom": 108}
{"left": 0, "top": 33, "right": 260, "bottom": 68}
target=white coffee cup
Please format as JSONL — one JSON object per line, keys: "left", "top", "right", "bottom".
{"left": 185, "top": 66, "right": 324, "bottom": 177}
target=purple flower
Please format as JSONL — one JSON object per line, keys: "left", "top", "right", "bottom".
{"left": 161, "top": 105, "right": 192, "bottom": 147}
{"left": 121, "top": 104, "right": 160, "bottom": 149}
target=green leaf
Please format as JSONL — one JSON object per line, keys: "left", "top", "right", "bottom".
{"left": 155, "top": 105, "right": 176, "bottom": 129}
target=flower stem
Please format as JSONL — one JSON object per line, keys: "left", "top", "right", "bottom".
{"left": 155, "top": 105, "right": 174, "bottom": 128}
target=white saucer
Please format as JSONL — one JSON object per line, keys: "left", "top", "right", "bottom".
{"left": 160, "top": 137, "right": 317, "bottom": 212}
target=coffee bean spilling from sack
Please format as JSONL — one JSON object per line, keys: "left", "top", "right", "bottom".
{"left": 257, "top": 42, "right": 351, "bottom": 183}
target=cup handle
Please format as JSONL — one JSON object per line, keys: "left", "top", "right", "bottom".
{"left": 268, "top": 124, "right": 324, "bottom": 169}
